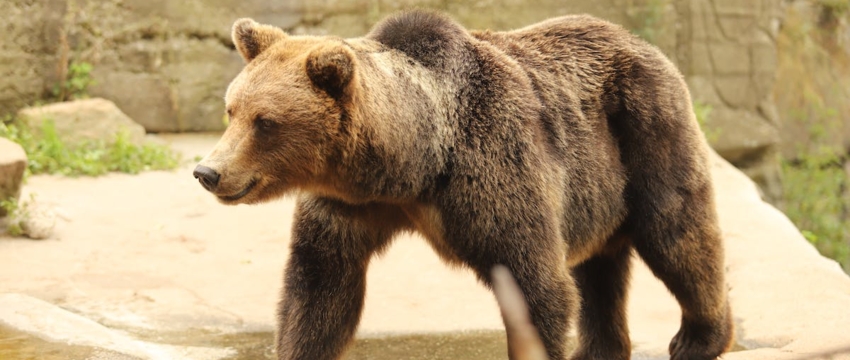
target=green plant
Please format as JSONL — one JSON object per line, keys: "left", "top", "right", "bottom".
{"left": 693, "top": 100, "right": 720, "bottom": 144}
{"left": 780, "top": 90, "right": 849, "bottom": 273}
{"left": 781, "top": 152, "right": 850, "bottom": 271}
{"left": 775, "top": 4, "right": 850, "bottom": 273}
{"left": 1, "top": 195, "right": 29, "bottom": 237}
{"left": 0, "top": 118, "right": 180, "bottom": 177}
{"left": 51, "top": 61, "right": 95, "bottom": 102}
{"left": 817, "top": 0, "right": 850, "bottom": 16}
{"left": 629, "top": 0, "right": 666, "bottom": 44}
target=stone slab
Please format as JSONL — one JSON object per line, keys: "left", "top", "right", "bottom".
{"left": 0, "top": 293, "right": 234, "bottom": 359}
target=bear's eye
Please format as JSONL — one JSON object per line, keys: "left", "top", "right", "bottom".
{"left": 254, "top": 117, "right": 276, "bottom": 132}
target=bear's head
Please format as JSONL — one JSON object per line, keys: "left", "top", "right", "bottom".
{"left": 194, "top": 19, "right": 358, "bottom": 205}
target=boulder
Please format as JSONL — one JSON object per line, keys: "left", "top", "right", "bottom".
{"left": 0, "top": 138, "right": 27, "bottom": 217}
{"left": 1, "top": 197, "right": 56, "bottom": 240}
{"left": 17, "top": 98, "right": 146, "bottom": 147}
{"left": 707, "top": 107, "right": 780, "bottom": 164}
{"left": 19, "top": 200, "right": 57, "bottom": 240}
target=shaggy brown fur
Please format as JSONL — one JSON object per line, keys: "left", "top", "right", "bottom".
{"left": 194, "top": 10, "right": 733, "bottom": 360}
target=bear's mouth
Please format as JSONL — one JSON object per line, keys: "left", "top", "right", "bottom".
{"left": 219, "top": 178, "right": 259, "bottom": 202}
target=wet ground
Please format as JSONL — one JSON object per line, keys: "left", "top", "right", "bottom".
{"left": 0, "top": 322, "right": 520, "bottom": 360}
{"left": 2, "top": 320, "right": 757, "bottom": 360}
{"left": 0, "top": 324, "right": 138, "bottom": 360}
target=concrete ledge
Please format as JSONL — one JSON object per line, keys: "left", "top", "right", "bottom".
{"left": 0, "top": 293, "right": 233, "bottom": 359}
{"left": 710, "top": 153, "right": 850, "bottom": 360}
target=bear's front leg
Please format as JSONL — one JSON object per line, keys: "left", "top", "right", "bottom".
{"left": 276, "top": 197, "right": 401, "bottom": 360}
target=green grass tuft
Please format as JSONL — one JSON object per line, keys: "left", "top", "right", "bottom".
{"left": 0, "top": 197, "right": 25, "bottom": 237}
{"left": 0, "top": 117, "right": 179, "bottom": 177}
{"left": 629, "top": 0, "right": 667, "bottom": 44}
{"left": 775, "top": 3, "right": 850, "bottom": 273}
{"left": 693, "top": 100, "right": 720, "bottom": 144}
{"left": 781, "top": 152, "right": 850, "bottom": 271}
{"left": 51, "top": 61, "right": 95, "bottom": 102}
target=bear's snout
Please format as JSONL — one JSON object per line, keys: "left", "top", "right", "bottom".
{"left": 193, "top": 165, "right": 221, "bottom": 192}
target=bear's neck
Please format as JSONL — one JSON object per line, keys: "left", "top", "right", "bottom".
{"left": 325, "top": 47, "right": 461, "bottom": 204}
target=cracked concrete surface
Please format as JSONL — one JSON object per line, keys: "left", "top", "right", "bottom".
{"left": 1, "top": 133, "right": 849, "bottom": 359}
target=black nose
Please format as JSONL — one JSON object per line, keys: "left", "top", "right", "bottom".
{"left": 193, "top": 165, "right": 220, "bottom": 191}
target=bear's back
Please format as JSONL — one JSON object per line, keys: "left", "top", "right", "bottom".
{"left": 367, "top": 10, "right": 474, "bottom": 69}
{"left": 473, "top": 14, "right": 641, "bottom": 108}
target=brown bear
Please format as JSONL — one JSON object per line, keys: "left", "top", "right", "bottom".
{"left": 193, "top": 10, "right": 733, "bottom": 360}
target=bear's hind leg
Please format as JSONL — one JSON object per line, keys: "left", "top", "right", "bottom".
{"left": 631, "top": 187, "right": 733, "bottom": 360}
{"left": 570, "top": 242, "right": 632, "bottom": 360}
{"left": 613, "top": 48, "right": 734, "bottom": 359}
{"left": 463, "top": 253, "right": 576, "bottom": 360}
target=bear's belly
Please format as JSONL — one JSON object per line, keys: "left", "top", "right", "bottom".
{"left": 402, "top": 203, "right": 625, "bottom": 269}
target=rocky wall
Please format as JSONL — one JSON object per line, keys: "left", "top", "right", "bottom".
{"left": 0, "top": 0, "right": 67, "bottom": 117}
{"left": 675, "top": 0, "right": 785, "bottom": 201}
{"left": 774, "top": 0, "right": 850, "bottom": 159}
{"left": 0, "top": 0, "right": 785, "bottom": 199}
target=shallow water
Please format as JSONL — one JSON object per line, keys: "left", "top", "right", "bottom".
{"left": 2, "top": 322, "right": 747, "bottom": 360}
{"left": 0, "top": 324, "right": 513, "bottom": 360}
{"left": 348, "top": 331, "right": 513, "bottom": 360}
{"left": 0, "top": 324, "right": 138, "bottom": 360}
{"left": 127, "top": 328, "right": 515, "bottom": 360}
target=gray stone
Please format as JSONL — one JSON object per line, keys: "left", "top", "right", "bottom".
{"left": 2, "top": 197, "right": 57, "bottom": 240}
{"left": 688, "top": 42, "right": 715, "bottom": 75}
{"left": 669, "top": 0, "right": 785, "bottom": 202}
{"left": 0, "top": 0, "right": 307, "bottom": 133}
{"left": 88, "top": 72, "right": 179, "bottom": 133}
{"left": 312, "top": 13, "right": 372, "bottom": 37}
{"left": 689, "top": 0, "right": 727, "bottom": 42}
{"left": 0, "top": 138, "right": 27, "bottom": 217}
{"left": 752, "top": 72, "right": 777, "bottom": 98}
{"left": 0, "top": 0, "right": 66, "bottom": 116}
{"left": 710, "top": 42, "right": 751, "bottom": 75}
{"left": 714, "top": 76, "right": 760, "bottom": 108}
{"left": 751, "top": 42, "right": 778, "bottom": 74}
{"left": 17, "top": 98, "right": 147, "bottom": 147}
{"left": 713, "top": 0, "right": 760, "bottom": 16}
{"left": 708, "top": 107, "right": 780, "bottom": 164}
{"left": 686, "top": 75, "right": 725, "bottom": 105}
{"left": 757, "top": 99, "right": 780, "bottom": 126}
{"left": 717, "top": 15, "right": 758, "bottom": 41}
{"left": 738, "top": 149, "right": 783, "bottom": 203}
{"left": 159, "top": 38, "right": 243, "bottom": 132}
{"left": 19, "top": 201, "right": 57, "bottom": 240}
{"left": 64, "top": 0, "right": 274, "bottom": 132}
{"left": 121, "top": 0, "right": 305, "bottom": 40}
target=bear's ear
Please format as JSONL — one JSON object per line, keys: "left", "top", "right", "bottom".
{"left": 232, "top": 18, "right": 287, "bottom": 63}
{"left": 306, "top": 45, "right": 356, "bottom": 99}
